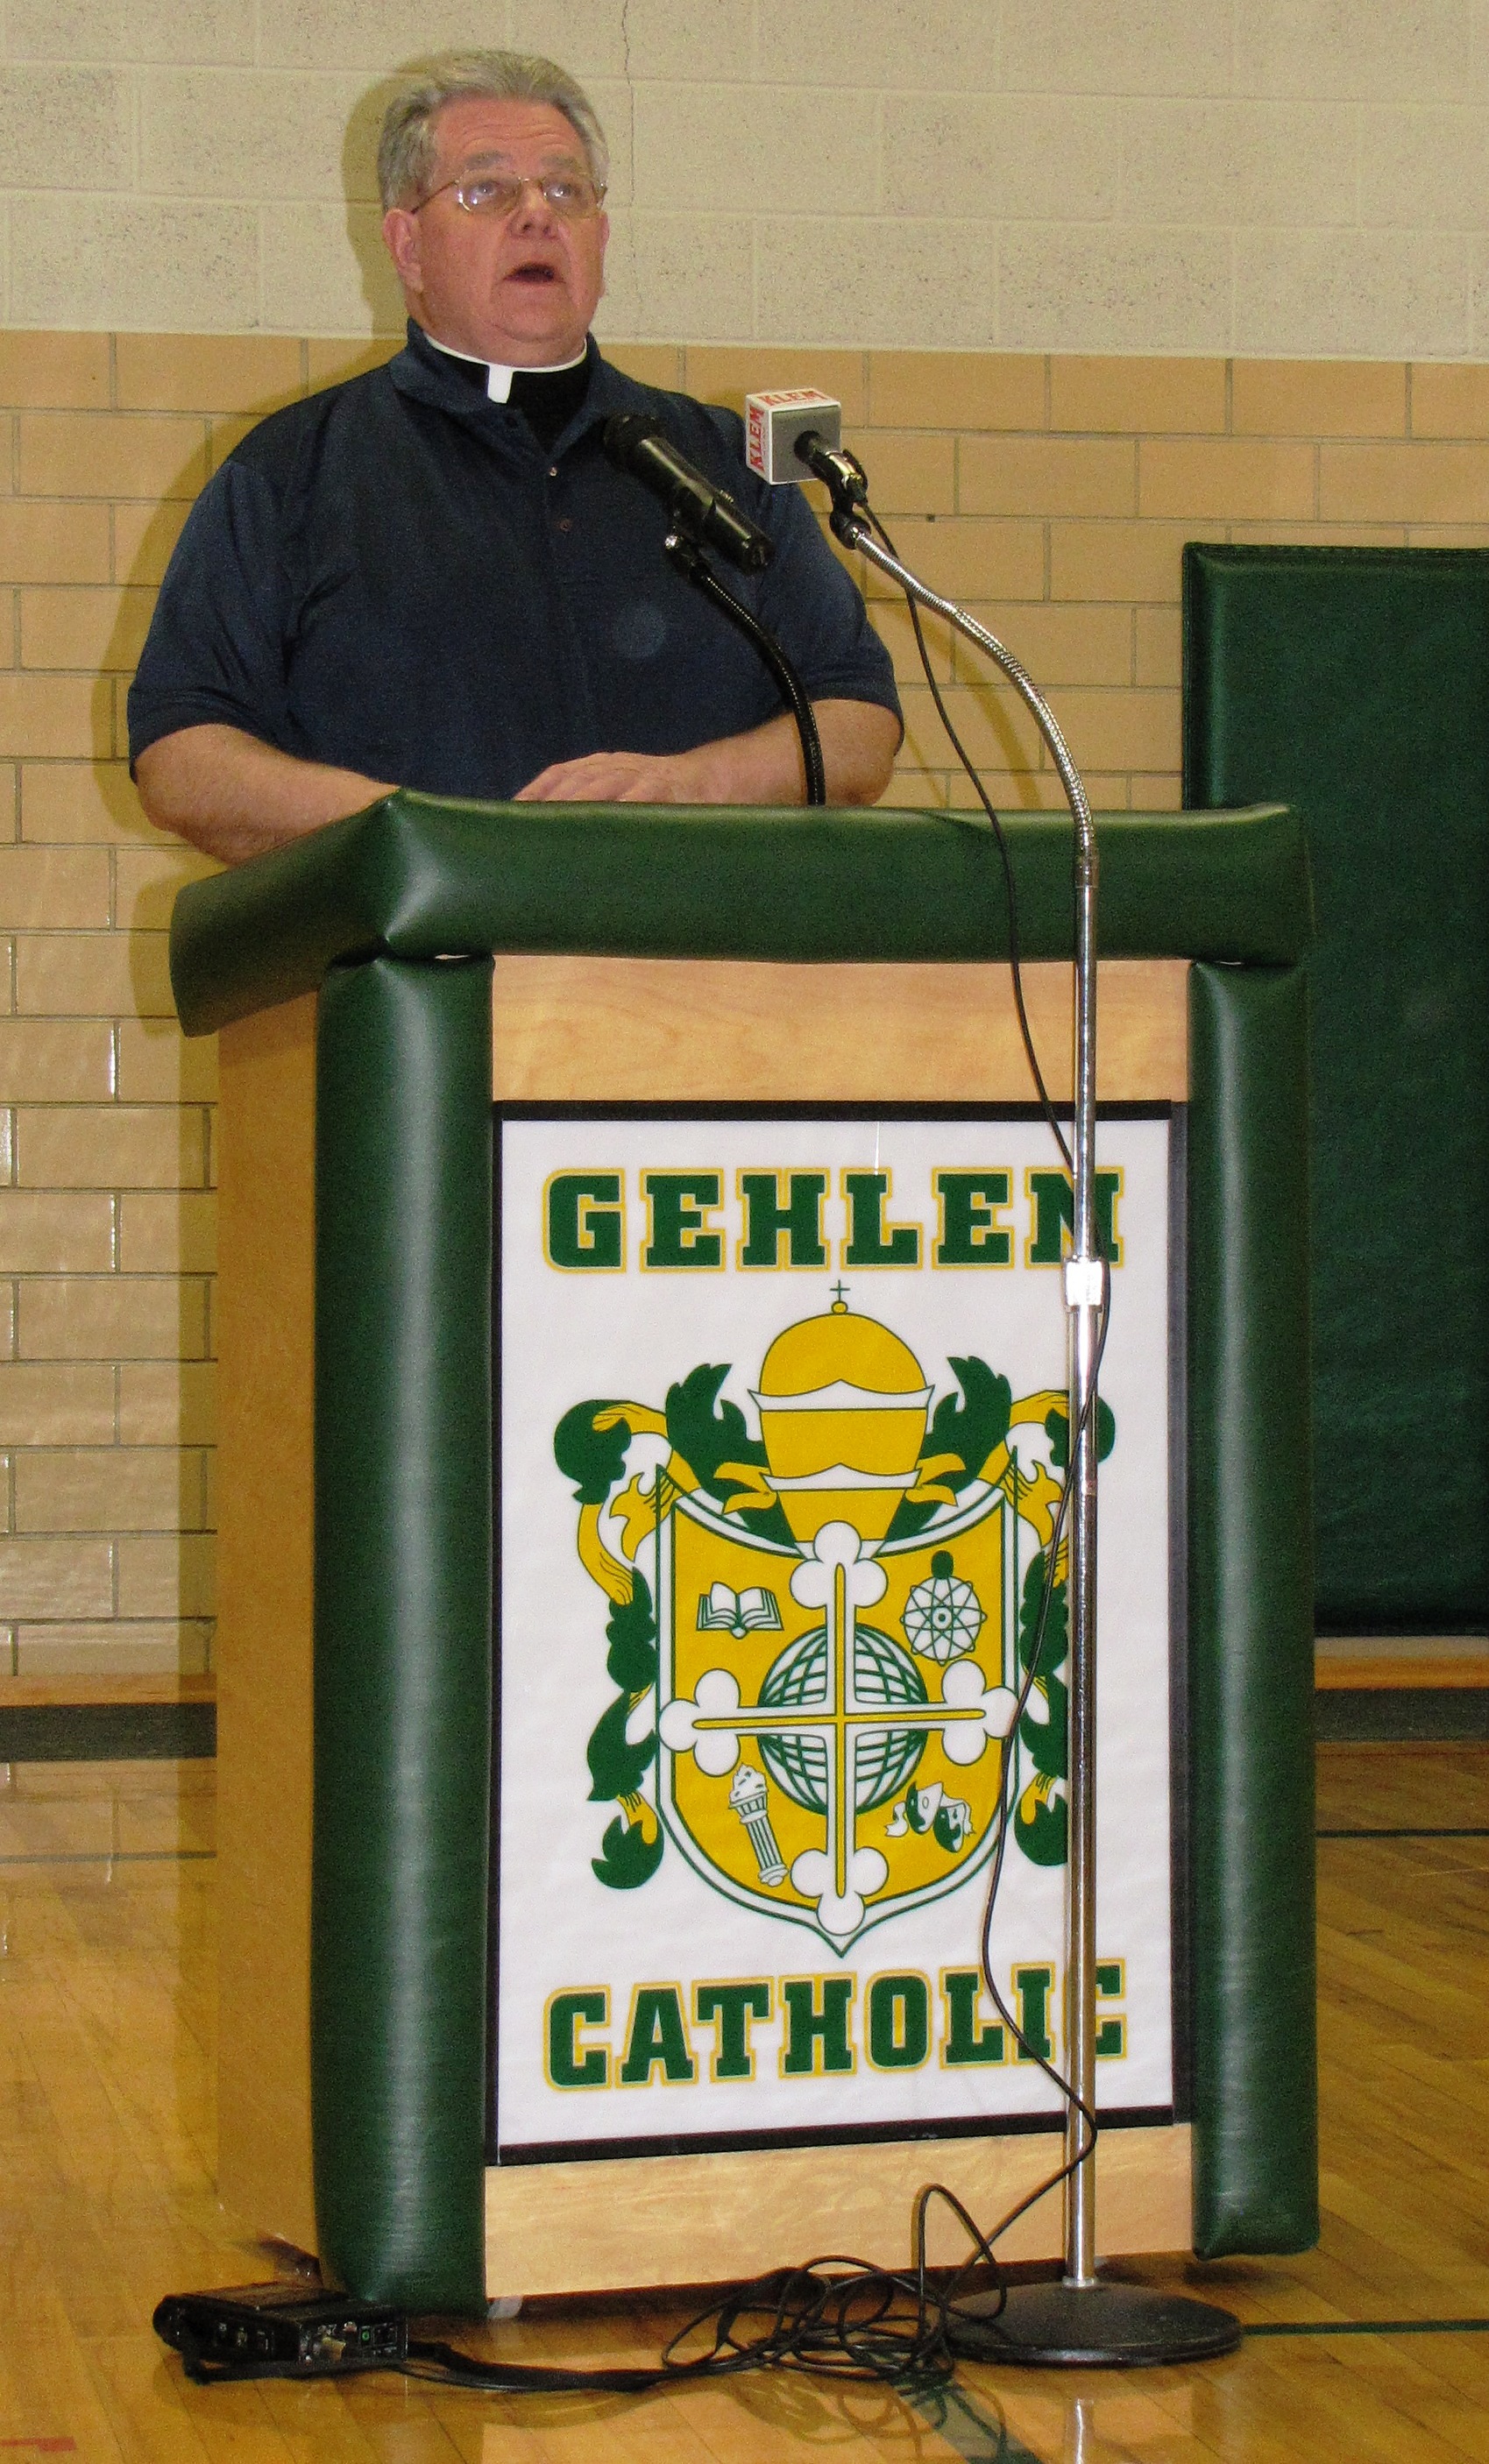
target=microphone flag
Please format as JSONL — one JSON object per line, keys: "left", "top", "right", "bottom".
{"left": 744, "top": 389, "right": 843, "bottom": 483}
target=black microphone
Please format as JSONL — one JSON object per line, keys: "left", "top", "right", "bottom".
{"left": 793, "top": 430, "right": 870, "bottom": 512}
{"left": 603, "top": 413, "right": 774, "bottom": 575}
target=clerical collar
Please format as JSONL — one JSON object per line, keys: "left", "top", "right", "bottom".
{"left": 420, "top": 328, "right": 588, "bottom": 403}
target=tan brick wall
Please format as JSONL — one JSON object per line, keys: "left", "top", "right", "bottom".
{"left": 5, "top": 329, "right": 1489, "bottom": 1682}
{"left": 687, "top": 344, "right": 1489, "bottom": 814}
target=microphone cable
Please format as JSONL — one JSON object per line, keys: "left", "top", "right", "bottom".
{"left": 863, "top": 495, "right": 1073, "bottom": 1171}
{"left": 852, "top": 488, "right": 1115, "bottom": 2242}
{"left": 402, "top": 549, "right": 1120, "bottom": 2375}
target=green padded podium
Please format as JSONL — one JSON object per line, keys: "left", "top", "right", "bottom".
{"left": 1185, "top": 544, "right": 1489, "bottom": 1634}
{"left": 172, "top": 796, "right": 1316, "bottom": 2309}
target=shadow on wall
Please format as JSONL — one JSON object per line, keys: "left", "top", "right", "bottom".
{"left": 344, "top": 67, "right": 429, "bottom": 335}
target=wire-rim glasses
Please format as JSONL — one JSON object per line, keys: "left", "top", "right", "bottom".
{"left": 413, "top": 170, "right": 606, "bottom": 222}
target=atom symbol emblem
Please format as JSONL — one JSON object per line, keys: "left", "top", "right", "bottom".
{"left": 902, "top": 1549, "right": 984, "bottom": 1664}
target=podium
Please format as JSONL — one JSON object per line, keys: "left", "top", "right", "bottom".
{"left": 172, "top": 797, "right": 1315, "bottom": 2312}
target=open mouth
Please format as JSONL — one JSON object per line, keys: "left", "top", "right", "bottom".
{"left": 509, "top": 261, "right": 559, "bottom": 284}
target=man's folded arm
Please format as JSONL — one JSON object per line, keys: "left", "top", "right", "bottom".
{"left": 137, "top": 694, "right": 903, "bottom": 867}
{"left": 134, "top": 725, "right": 398, "bottom": 867}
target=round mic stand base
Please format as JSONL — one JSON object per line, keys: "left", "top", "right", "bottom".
{"left": 947, "top": 2278, "right": 1242, "bottom": 2368}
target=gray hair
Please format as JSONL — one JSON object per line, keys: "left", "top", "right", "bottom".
{"left": 377, "top": 50, "right": 608, "bottom": 209}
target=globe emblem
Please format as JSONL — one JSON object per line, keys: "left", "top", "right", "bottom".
{"left": 756, "top": 1623, "right": 928, "bottom": 1813}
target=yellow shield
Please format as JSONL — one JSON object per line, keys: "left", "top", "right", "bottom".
{"left": 656, "top": 1485, "right": 1015, "bottom": 1952}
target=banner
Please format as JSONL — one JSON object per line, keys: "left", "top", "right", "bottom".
{"left": 494, "top": 1108, "right": 1177, "bottom": 2161}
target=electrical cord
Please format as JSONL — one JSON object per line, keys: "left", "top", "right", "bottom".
{"left": 391, "top": 2184, "right": 1009, "bottom": 2394}
{"left": 397, "top": 484, "right": 1120, "bottom": 2397}
{"left": 861, "top": 488, "right": 1113, "bottom": 2249}
{"left": 661, "top": 527, "right": 828, "bottom": 804}
{"left": 863, "top": 499, "right": 1074, "bottom": 1171}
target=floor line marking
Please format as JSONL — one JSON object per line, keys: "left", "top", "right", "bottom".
{"left": 0, "top": 1850, "right": 216, "bottom": 1866}
{"left": 1315, "top": 1828, "right": 1489, "bottom": 1839}
{"left": 1246, "top": 2319, "right": 1489, "bottom": 2338}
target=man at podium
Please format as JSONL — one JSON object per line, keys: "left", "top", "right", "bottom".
{"left": 127, "top": 50, "right": 902, "bottom": 867}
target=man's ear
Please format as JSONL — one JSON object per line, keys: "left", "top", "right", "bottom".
{"left": 382, "top": 207, "right": 423, "bottom": 297}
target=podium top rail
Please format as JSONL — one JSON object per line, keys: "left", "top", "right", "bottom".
{"left": 169, "top": 794, "right": 1308, "bottom": 1037}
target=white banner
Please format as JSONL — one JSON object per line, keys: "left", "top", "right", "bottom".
{"left": 495, "top": 1111, "right": 1175, "bottom": 2157}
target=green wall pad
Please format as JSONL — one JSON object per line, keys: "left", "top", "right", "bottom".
{"left": 1183, "top": 544, "right": 1489, "bottom": 1634}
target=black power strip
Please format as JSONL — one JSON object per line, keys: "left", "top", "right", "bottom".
{"left": 152, "top": 2283, "right": 407, "bottom": 2382}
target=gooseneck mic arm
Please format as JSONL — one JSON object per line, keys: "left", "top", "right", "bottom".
{"left": 660, "top": 529, "right": 826, "bottom": 806}
{"left": 603, "top": 412, "right": 826, "bottom": 806}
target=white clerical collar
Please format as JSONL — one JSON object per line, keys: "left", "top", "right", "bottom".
{"left": 421, "top": 329, "right": 588, "bottom": 402}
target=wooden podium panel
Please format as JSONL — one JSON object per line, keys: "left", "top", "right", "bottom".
{"left": 492, "top": 955, "right": 1188, "bottom": 1103}
{"left": 216, "top": 990, "right": 316, "bottom": 2256}
{"left": 216, "top": 957, "right": 1189, "bottom": 2282}
{"left": 486, "top": 2128, "right": 1190, "bottom": 2297}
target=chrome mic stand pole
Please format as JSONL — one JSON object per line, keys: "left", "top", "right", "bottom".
{"left": 826, "top": 486, "right": 1238, "bottom": 2366}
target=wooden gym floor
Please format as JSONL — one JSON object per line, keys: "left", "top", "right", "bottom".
{"left": 1, "top": 1738, "right": 1486, "bottom": 2464}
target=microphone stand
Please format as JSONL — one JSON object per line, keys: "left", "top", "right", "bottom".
{"left": 822, "top": 489, "right": 1238, "bottom": 2367}
{"left": 662, "top": 529, "right": 826, "bottom": 805}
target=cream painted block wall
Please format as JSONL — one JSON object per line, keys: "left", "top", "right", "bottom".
{"left": 3, "top": 329, "right": 1488, "bottom": 1683}
{"left": 1, "top": 3, "right": 1488, "bottom": 358}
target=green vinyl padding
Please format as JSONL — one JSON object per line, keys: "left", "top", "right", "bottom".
{"left": 313, "top": 956, "right": 493, "bottom": 2310}
{"left": 170, "top": 796, "right": 1309, "bottom": 1037}
{"left": 1184, "top": 545, "right": 1489, "bottom": 1634}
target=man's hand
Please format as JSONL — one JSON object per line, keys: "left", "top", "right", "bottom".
{"left": 515, "top": 747, "right": 728, "bottom": 804}
{"left": 516, "top": 700, "right": 900, "bottom": 809}
{"left": 136, "top": 725, "right": 396, "bottom": 867}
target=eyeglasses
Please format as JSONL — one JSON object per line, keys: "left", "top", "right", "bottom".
{"left": 413, "top": 170, "right": 606, "bottom": 222}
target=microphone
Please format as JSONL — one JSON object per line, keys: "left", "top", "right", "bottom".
{"left": 743, "top": 387, "right": 869, "bottom": 521}
{"left": 602, "top": 413, "right": 774, "bottom": 575}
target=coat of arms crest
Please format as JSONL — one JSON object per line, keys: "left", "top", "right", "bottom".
{"left": 556, "top": 1292, "right": 1110, "bottom": 1954}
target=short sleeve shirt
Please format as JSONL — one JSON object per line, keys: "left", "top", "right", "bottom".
{"left": 127, "top": 326, "right": 901, "bottom": 803}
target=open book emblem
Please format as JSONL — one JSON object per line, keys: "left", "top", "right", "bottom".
{"left": 698, "top": 1582, "right": 782, "bottom": 1639}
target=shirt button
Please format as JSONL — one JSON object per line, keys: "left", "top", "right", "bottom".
{"left": 548, "top": 466, "right": 559, "bottom": 478}
{"left": 556, "top": 516, "right": 573, "bottom": 532}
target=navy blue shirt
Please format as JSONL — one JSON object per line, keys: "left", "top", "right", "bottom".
{"left": 127, "top": 326, "right": 900, "bottom": 801}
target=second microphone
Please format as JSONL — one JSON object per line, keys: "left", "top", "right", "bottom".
{"left": 603, "top": 413, "right": 775, "bottom": 576}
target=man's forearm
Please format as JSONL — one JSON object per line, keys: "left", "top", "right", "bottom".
{"left": 135, "top": 725, "right": 395, "bottom": 867}
{"left": 515, "top": 698, "right": 903, "bottom": 808}
{"left": 800, "top": 698, "right": 904, "bottom": 805}
{"left": 705, "top": 700, "right": 903, "bottom": 806}
{"left": 135, "top": 697, "right": 903, "bottom": 864}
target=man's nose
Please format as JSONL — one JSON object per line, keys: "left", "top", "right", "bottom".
{"left": 509, "top": 176, "right": 559, "bottom": 230}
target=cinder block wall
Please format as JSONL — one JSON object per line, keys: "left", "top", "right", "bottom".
{"left": 2, "top": 3, "right": 1488, "bottom": 358}
{"left": 3, "top": 332, "right": 1488, "bottom": 1685}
